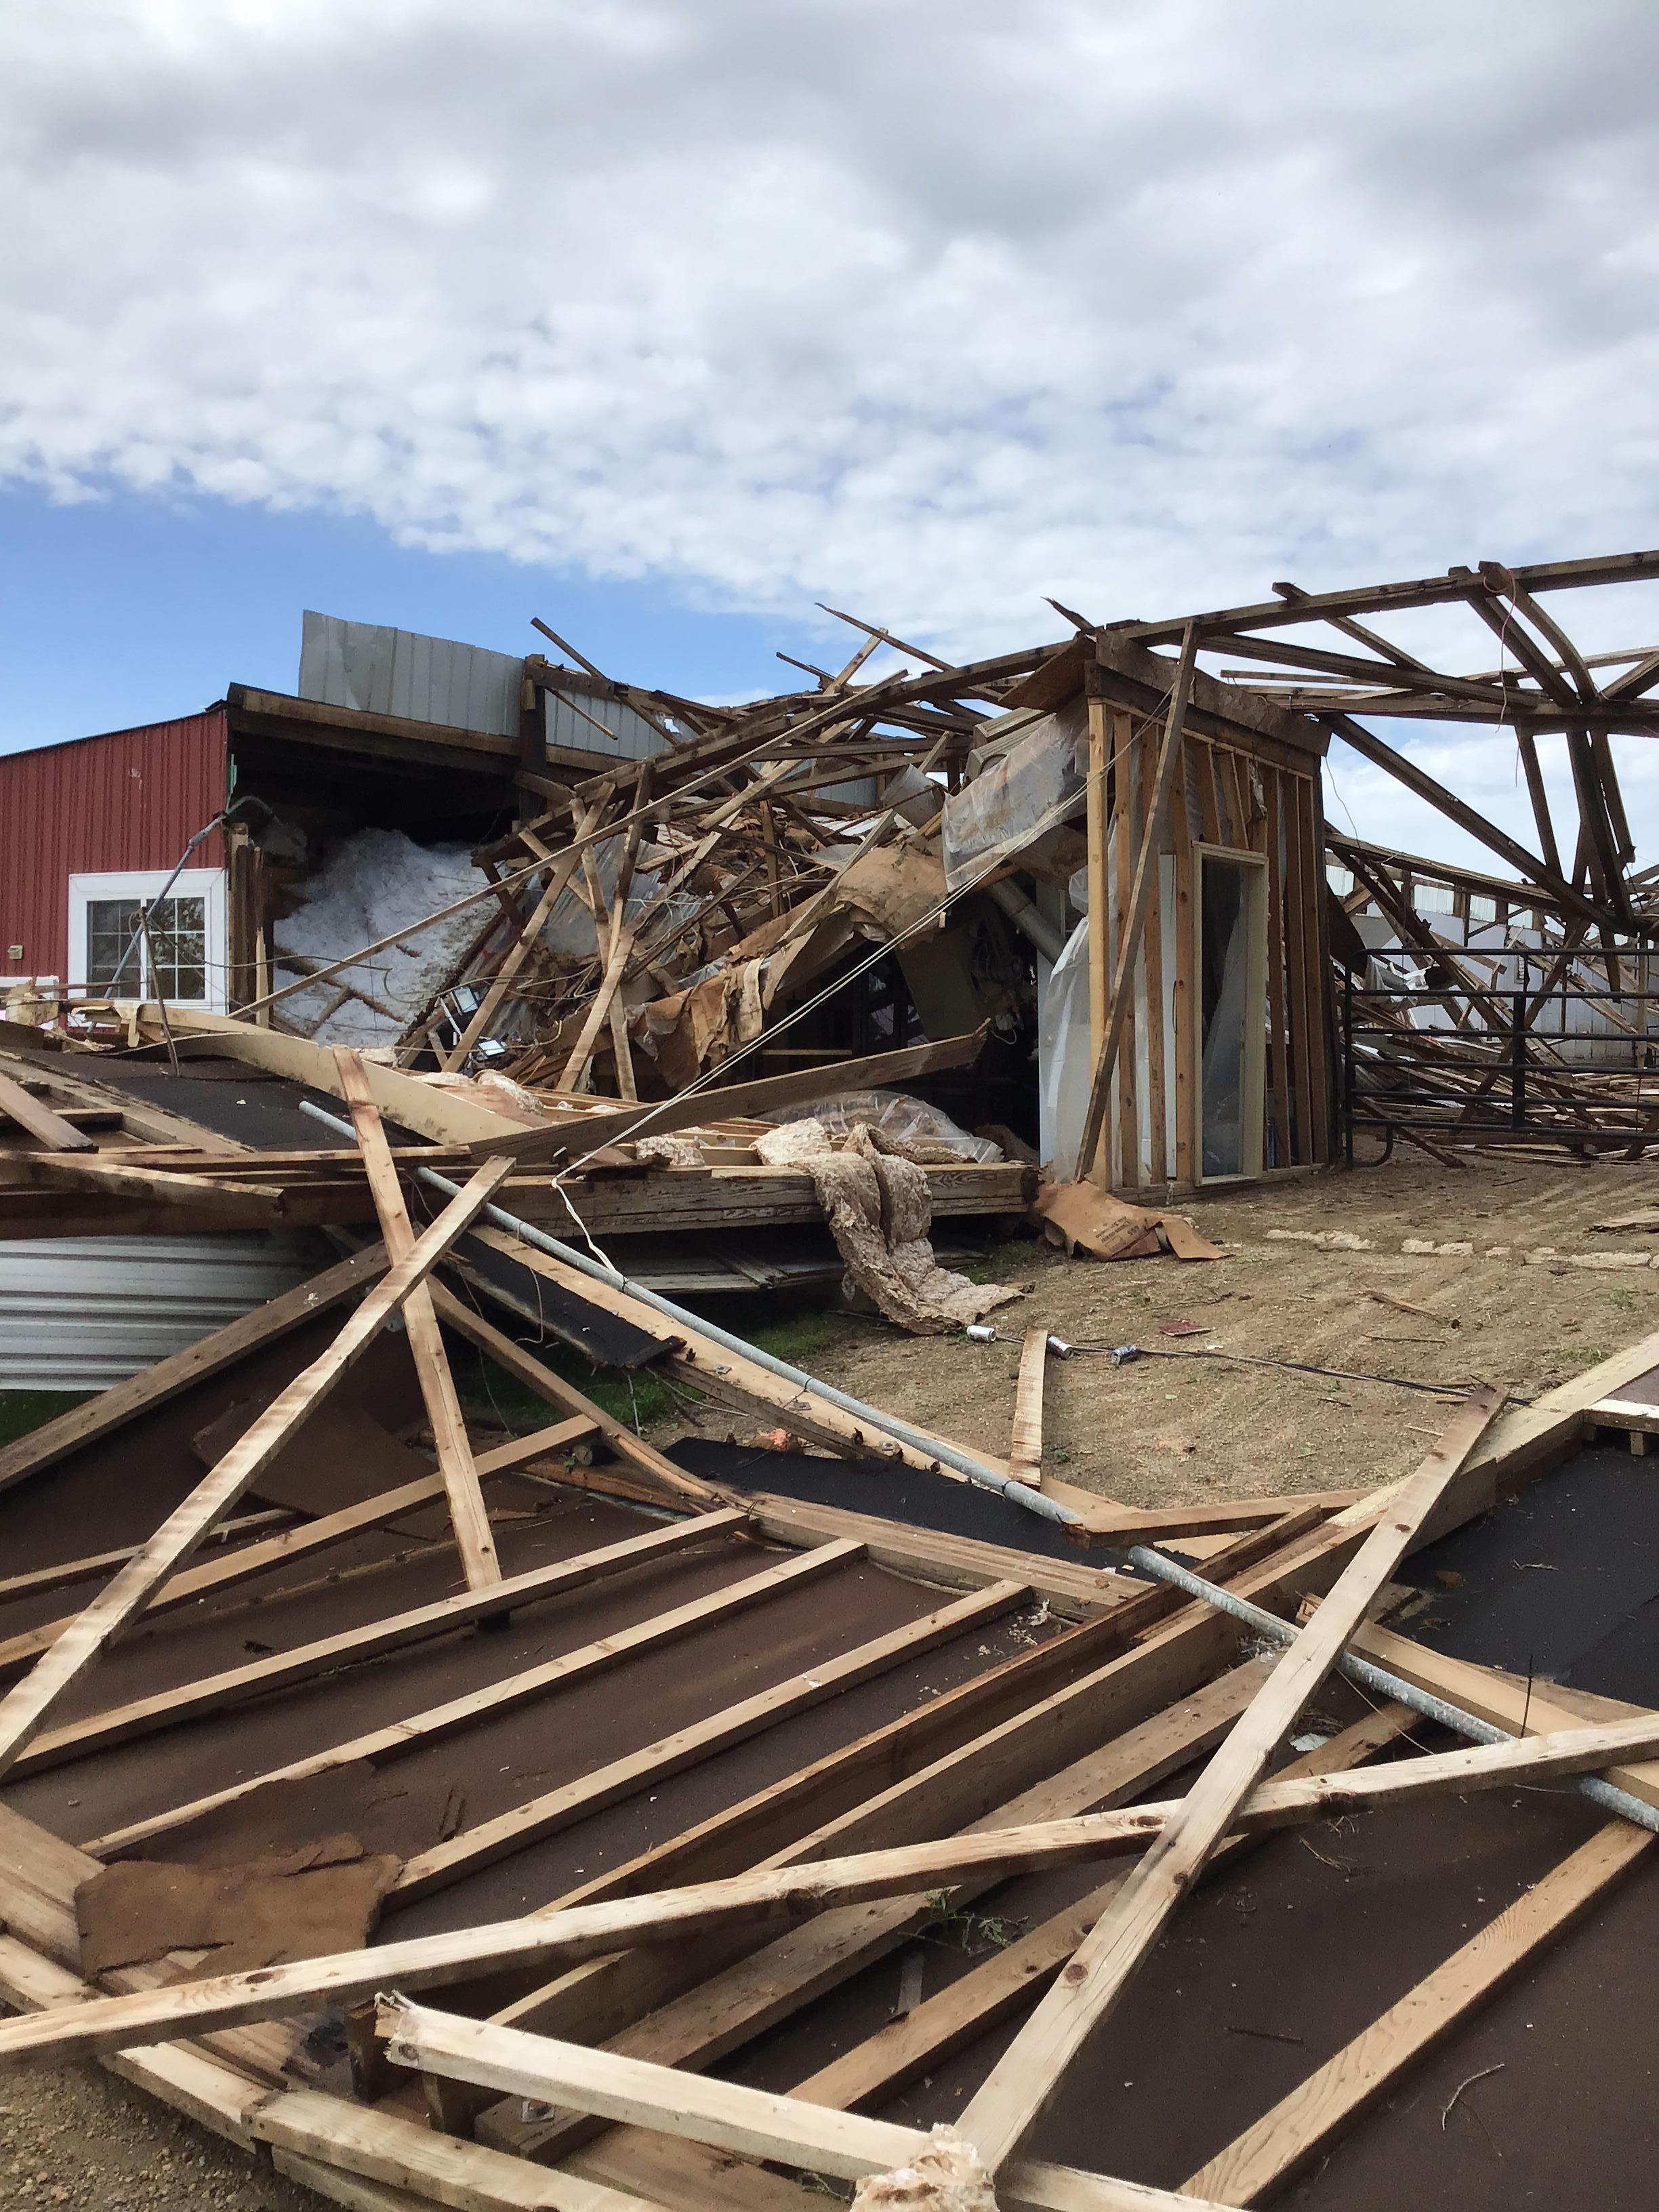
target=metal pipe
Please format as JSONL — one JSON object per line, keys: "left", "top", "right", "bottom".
{"left": 1124, "top": 1542, "right": 1659, "bottom": 1836}
{"left": 300, "top": 1100, "right": 1079, "bottom": 1525}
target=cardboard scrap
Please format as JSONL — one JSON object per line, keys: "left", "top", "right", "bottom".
{"left": 1030, "top": 1179, "right": 1223, "bottom": 1263}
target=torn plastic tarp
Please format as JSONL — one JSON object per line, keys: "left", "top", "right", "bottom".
{"left": 940, "top": 695, "right": 1088, "bottom": 893}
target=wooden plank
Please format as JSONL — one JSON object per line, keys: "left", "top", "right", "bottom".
{"left": 38, "top": 1610, "right": 1637, "bottom": 2074}
{"left": 1140, "top": 719, "right": 1168, "bottom": 1183}
{"left": 1087, "top": 699, "right": 1110, "bottom": 1090}
{"left": 27, "top": 1509, "right": 754, "bottom": 1786}
{"left": 0, "top": 1427, "right": 594, "bottom": 1673}
{"left": 0, "top": 1067, "right": 96, "bottom": 1150}
{"left": 744, "top": 1494, "right": 1134, "bottom": 1618}
{"left": 1008, "top": 1328, "right": 1048, "bottom": 1486}
{"left": 954, "top": 1383, "right": 1504, "bottom": 2171}
{"left": 389, "top": 1579, "right": 1029, "bottom": 1906}
{"left": 0, "top": 1933, "right": 273, "bottom": 2152}
{"left": 1349, "top": 1622, "right": 1659, "bottom": 1813}
{"left": 377, "top": 1998, "right": 1231, "bottom": 2212}
{"left": 1171, "top": 739, "right": 1197, "bottom": 1185}
{"left": 427, "top": 1282, "right": 726, "bottom": 1509}
{"left": 255, "top": 2087, "right": 653, "bottom": 2212}
{"left": 486, "top": 1662, "right": 1276, "bottom": 2165}
{"left": 1181, "top": 1820, "right": 1655, "bottom": 2205}
{"left": 21, "top": 1157, "right": 288, "bottom": 1218}
{"left": 441, "top": 799, "right": 606, "bottom": 1073}
{"left": 1298, "top": 774, "right": 1334, "bottom": 1163}
{"left": 335, "top": 1049, "right": 501, "bottom": 1590}
{"left": 0, "top": 1509, "right": 292, "bottom": 1609}
{"left": 466, "top": 1029, "right": 988, "bottom": 1164}
{"left": 793, "top": 1704, "right": 1416, "bottom": 2117}
{"left": 0, "top": 1161, "right": 512, "bottom": 1784}
{"left": 1075, "top": 628, "right": 1199, "bottom": 1182}
{"left": 1280, "top": 769, "right": 1315, "bottom": 1162}
{"left": 0, "top": 1245, "right": 387, "bottom": 1502}
{"left": 1058, "top": 1490, "right": 1364, "bottom": 1546}
{"left": 1263, "top": 768, "right": 1291, "bottom": 1168}
{"left": 84, "top": 1540, "right": 858, "bottom": 1859}
{"left": 1113, "top": 709, "right": 1139, "bottom": 1187}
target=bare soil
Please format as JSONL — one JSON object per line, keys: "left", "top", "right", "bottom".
{"left": 0, "top": 2032, "right": 314, "bottom": 2211}
{"left": 665, "top": 1149, "right": 1659, "bottom": 1507}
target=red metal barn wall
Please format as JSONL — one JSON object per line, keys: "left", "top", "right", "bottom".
{"left": 0, "top": 710, "right": 229, "bottom": 987}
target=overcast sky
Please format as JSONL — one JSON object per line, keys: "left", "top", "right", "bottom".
{"left": 4, "top": 1, "right": 1659, "bottom": 872}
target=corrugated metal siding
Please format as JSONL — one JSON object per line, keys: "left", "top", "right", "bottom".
{"left": 0, "top": 1232, "right": 316, "bottom": 1391}
{"left": 544, "top": 683, "right": 671, "bottom": 762}
{"left": 301, "top": 611, "right": 524, "bottom": 737}
{"left": 0, "top": 710, "right": 229, "bottom": 985}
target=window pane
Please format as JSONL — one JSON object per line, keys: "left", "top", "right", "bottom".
{"left": 84, "top": 900, "right": 145, "bottom": 993}
{"left": 84, "top": 893, "right": 209, "bottom": 1002}
{"left": 1413, "top": 882, "right": 1455, "bottom": 915}
{"left": 145, "top": 896, "right": 207, "bottom": 1002}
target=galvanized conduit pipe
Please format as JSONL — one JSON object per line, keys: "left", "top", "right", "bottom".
{"left": 1125, "top": 1543, "right": 1659, "bottom": 1837}
{"left": 300, "top": 1100, "right": 1079, "bottom": 1526}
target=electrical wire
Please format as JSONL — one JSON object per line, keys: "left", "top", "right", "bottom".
{"left": 1059, "top": 1338, "right": 1532, "bottom": 1404}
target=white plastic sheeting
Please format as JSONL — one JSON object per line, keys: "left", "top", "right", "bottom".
{"left": 0, "top": 1233, "right": 317, "bottom": 1392}
{"left": 272, "top": 829, "right": 489, "bottom": 1047}
{"left": 1037, "top": 914, "right": 1092, "bottom": 1179}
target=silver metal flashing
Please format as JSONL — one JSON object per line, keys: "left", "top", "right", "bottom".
{"left": 0, "top": 1233, "right": 317, "bottom": 1392}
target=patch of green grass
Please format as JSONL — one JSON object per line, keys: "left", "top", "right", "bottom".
{"left": 961, "top": 1233, "right": 1038, "bottom": 1286}
{"left": 918, "top": 1891, "right": 1031, "bottom": 1954}
{"left": 451, "top": 1336, "right": 678, "bottom": 1437}
{"left": 746, "top": 1308, "right": 855, "bottom": 1368}
{"left": 0, "top": 1391, "right": 94, "bottom": 1450}
{"left": 1606, "top": 1288, "right": 1639, "bottom": 1312}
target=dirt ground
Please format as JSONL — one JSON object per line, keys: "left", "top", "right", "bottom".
{"left": 8, "top": 1148, "right": 1659, "bottom": 2210}
{"left": 661, "top": 1149, "right": 1659, "bottom": 1508}
{"left": 0, "top": 2038, "right": 314, "bottom": 2211}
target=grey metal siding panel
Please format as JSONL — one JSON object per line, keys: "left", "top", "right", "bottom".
{"left": 0, "top": 1233, "right": 316, "bottom": 1392}
{"left": 300, "top": 612, "right": 523, "bottom": 738}
{"left": 544, "top": 688, "right": 664, "bottom": 762}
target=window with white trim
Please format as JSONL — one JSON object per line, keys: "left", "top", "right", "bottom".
{"left": 68, "top": 869, "right": 227, "bottom": 1010}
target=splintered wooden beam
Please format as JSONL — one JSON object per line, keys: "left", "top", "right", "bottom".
{"left": 0, "top": 1158, "right": 512, "bottom": 1783}
{"left": 1073, "top": 626, "right": 1197, "bottom": 1180}
{"left": 953, "top": 1382, "right": 1504, "bottom": 2173}
{"left": 375, "top": 1997, "right": 1230, "bottom": 2212}
{"left": 1008, "top": 1327, "right": 1048, "bottom": 1486}
{"left": 334, "top": 1048, "right": 501, "bottom": 1590}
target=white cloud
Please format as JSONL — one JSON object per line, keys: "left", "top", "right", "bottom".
{"left": 5, "top": 1, "right": 1659, "bottom": 860}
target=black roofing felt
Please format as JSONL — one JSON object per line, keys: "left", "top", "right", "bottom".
{"left": 1407, "top": 1441, "right": 1659, "bottom": 1705}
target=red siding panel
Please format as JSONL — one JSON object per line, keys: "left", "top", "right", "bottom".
{"left": 0, "top": 710, "right": 229, "bottom": 985}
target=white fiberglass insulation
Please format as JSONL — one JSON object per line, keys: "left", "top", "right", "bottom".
{"left": 272, "top": 828, "right": 489, "bottom": 1047}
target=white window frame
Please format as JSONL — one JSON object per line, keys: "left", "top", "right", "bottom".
{"left": 67, "top": 868, "right": 228, "bottom": 1012}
